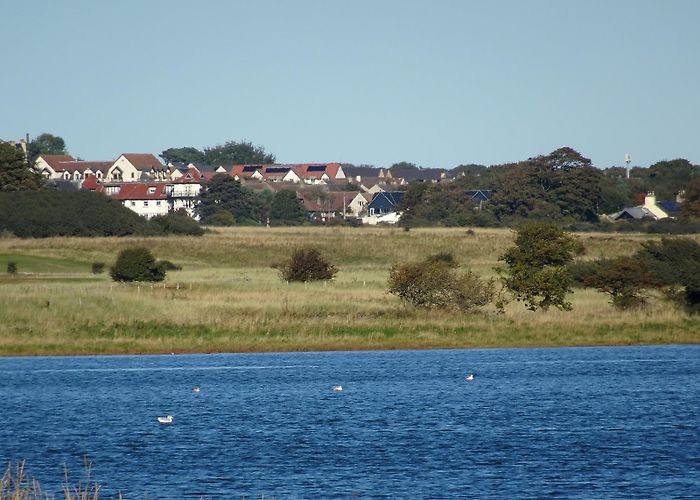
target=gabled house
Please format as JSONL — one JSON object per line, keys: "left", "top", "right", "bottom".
{"left": 109, "top": 182, "right": 170, "bottom": 219}
{"left": 347, "top": 192, "right": 373, "bottom": 217}
{"left": 106, "top": 154, "right": 167, "bottom": 182}
{"left": 367, "top": 191, "right": 405, "bottom": 216}
{"left": 608, "top": 192, "right": 676, "bottom": 221}
{"left": 34, "top": 155, "right": 76, "bottom": 178}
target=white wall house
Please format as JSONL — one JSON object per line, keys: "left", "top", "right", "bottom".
{"left": 106, "top": 154, "right": 167, "bottom": 182}
{"left": 110, "top": 182, "right": 170, "bottom": 219}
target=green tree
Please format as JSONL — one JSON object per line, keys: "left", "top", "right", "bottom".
{"left": 637, "top": 238, "right": 700, "bottom": 312}
{"left": 0, "top": 143, "right": 44, "bottom": 191}
{"left": 644, "top": 159, "right": 700, "bottom": 201}
{"left": 196, "top": 174, "right": 268, "bottom": 224}
{"left": 159, "top": 147, "right": 205, "bottom": 165}
{"left": 498, "top": 223, "right": 578, "bottom": 311}
{"left": 203, "top": 140, "right": 275, "bottom": 166}
{"left": 582, "top": 257, "right": 654, "bottom": 309}
{"left": 681, "top": 177, "right": 700, "bottom": 219}
{"left": 269, "top": 190, "right": 307, "bottom": 225}
{"left": 110, "top": 247, "right": 166, "bottom": 282}
{"left": 27, "top": 133, "right": 67, "bottom": 163}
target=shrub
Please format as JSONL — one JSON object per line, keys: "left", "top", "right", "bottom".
{"left": 156, "top": 259, "right": 182, "bottom": 271}
{"left": 7, "top": 261, "right": 17, "bottom": 274}
{"left": 91, "top": 262, "right": 105, "bottom": 274}
{"left": 388, "top": 258, "right": 494, "bottom": 311}
{"left": 203, "top": 210, "right": 236, "bottom": 226}
{"left": 110, "top": 247, "right": 166, "bottom": 282}
{"left": 424, "top": 252, "right": 457, "bottom": 267}
{"left": 274, "top": 247, "right": 337, "bottom": 283}
{"left": 149, "top": 212, "right": 204, "bottom": 236}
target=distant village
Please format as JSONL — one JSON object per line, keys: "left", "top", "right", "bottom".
{"left": 31, "top": 152, "right": 438, "bottom": 225}
{"left": 27, "top": 149, "right": 686, "bottom": 225}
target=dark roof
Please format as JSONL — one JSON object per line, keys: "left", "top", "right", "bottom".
{"left": 464, "top": 190, "right": 492, "bottom": 201}
{"left": 390, "top": 168, "right": 444, "bottom": 182}
{"left": 369, "top": 191, "right": 405, "bottom": 209}
{"left": 657, "top": 201, "right": 680, "bottom": 214}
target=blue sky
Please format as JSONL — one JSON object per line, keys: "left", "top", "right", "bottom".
{"left": 2, "top": 0, "right": 699, "bottom": 169}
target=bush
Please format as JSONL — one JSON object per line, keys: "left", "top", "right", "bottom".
{"left": 110, "top": 247, "right": 166, "bottom": 282}
{"left": 203, "top": 210, "right": 236, "bottom": 226}
{"left": 156, "top": 259, "right": 182, "bottom": 271}
{"left": 91, "top": 262, "right": 105, "bottom": 274}
{"left": 424, "top": 252, "right": 457, "bottom": 267}
{"left": 7, "top": 261, "right": 17, "bottom": 274}
{"left": 388, "top": 258, "right": 494, "bottom": 311}
{"left": 274, "top": 247, "right": 337, "bottom": 283}
{"left": 149, "top": 212, "right": 204, "bottom": 236}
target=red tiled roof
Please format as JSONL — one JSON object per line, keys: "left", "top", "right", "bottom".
{"left": 110, "top": 182, "right": 169, "bottom": 200}
{"left": 81, "top": 175, "right": 104, "bottom": 192}
{"left": 172, "top": 167, "right": 202, "bottom": 183}
{"left": 38, "top": 155, "right": 75, "bottom": 169}
{"left": 120, "top": 154, "right": 164, "bottom": 169}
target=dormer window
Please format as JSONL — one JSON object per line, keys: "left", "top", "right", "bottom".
{"left": 148, "top": 187, "right": 156, "bottom": 194}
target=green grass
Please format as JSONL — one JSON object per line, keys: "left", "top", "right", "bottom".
{"left": 0, "top": 227, "right": 698, "bottom": 356}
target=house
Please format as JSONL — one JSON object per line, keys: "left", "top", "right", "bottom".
{"left": 465, "top": 189, "right": 492, "bottom": 210}
{"left": 106, "top": 154, "right": 168, "bottom": 182}
{"left": 367, "top": 191, "right": 405, "bottom": 216}
{"left": 230, "top": 163, "right": 345, "bottom": 184}
{"left": 299, "top": 191, "right": 355, "bottom": 222}
{"left": 109, "top": 182, "right": 170, "bottom": 219}
{"left": 347, "top": 192, "right": 373, "bottom": 217}
{"left": 608, "top": 192, "right": 676, "bottom": 221}
{"left": 34, "top": 155, "right": 76, "bottom": 178}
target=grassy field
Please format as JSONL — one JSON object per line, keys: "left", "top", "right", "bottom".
{"left": 0, "top": 227, "right": 698, "bottom": 356}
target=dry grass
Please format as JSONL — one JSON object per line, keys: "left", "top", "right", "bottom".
{"left": 0, "top": 227, "right": 698, "bottom": 356}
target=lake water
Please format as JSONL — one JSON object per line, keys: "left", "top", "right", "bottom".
{"left": 1, "top": 345, "right": 698, "bottom": 498}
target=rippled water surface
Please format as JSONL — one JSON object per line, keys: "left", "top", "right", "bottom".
{"left": 1, "top": 345, "right": 699, "bottom": 498}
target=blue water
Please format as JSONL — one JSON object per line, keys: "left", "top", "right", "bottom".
{"left": 1, "top": 345, "right": 699, "bottom": 499}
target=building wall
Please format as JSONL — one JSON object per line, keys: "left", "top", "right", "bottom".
{"left": 107, "top": 156, "right": 141, "bottom": 182}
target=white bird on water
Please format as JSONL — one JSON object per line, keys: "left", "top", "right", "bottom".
{"left": 157, "top": 415, "right": 173, "bottom": 424}
{"left": 465, "top": 374, "right": 475, "bottom": 381}
{"left": 192, "top": 386, "right": 201, "bottom": 393}
{"left": 332, "top": 385, "right": 343, "bottom": 392}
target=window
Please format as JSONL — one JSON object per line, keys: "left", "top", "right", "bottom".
{"left": 144, "top": 201, "right": 149, "bottom": 207}
{"left": 148, "top": 187, "right": 156, "bottom": 194}
{"left": 131, "top": 201, "right": 136, "bottom": 206}
{"left": 156, "top": 201, "right": 161, "bottom": 206}
{"left": 131, "top": 172, "right": 135, "bottom": 179}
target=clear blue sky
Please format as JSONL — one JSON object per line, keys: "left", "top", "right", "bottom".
{"left": 2, "top": 0, "right": 699, "bottom": 169}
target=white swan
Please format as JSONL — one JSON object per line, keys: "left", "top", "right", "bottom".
{"left": 157, "top": 415, "right": 173, "bottom": 424}
{"left": 465, "top": 374, "right": 475, "bottom": 381}
{"left": 332, "top": 385, "right": 343, "bottom": 392}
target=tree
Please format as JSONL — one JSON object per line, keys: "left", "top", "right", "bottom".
{"left": 490, "top": 147, "right": 603, "bottom": 223}
{"left": 269, "top": 190, "right": 307, "bottom": 225}
{"left": 196, "top": 174, "right": 268, "bottom": 224}
{"left": 498, "top": 223, "right": 578, "bottom": 311}
{"left": 203, "top": 140, "right": 275, "bottom": 166}
{"left": 644, "top": 159, "right": 700, "bottom": 201}
{"left": 27, "top": 133, "right": 67, "bottom": 163}
{"left": 582, "top": 257, "right": 654, "bottom": 309}
{"left": 160, "top": 147, "right": 205, "bottom": 165}
{"left": 110, "top": 247, "right": 166, "bottom": 282}
{"left": 0, "top": 143, "right": 44, "bottom": 191}
{"left": 274, "top": 247, "right": 337, "bottom": 282}
{"left": 681, "top": 177, "right": 700, "bottom": 219}
{"left": 637, "top": 238, "right": 700, "bottom": 312}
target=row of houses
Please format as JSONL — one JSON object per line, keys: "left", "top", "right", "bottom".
{"left": 34, "top": 154, "right": 416, "bottom": 222}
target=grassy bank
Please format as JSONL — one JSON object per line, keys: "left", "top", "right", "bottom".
{"left": 0, "top": 227, "right": 698, "bottom": 356}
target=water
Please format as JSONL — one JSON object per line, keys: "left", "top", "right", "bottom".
{"left": 1, "top": 345, "right": 698, "bottom": 498}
